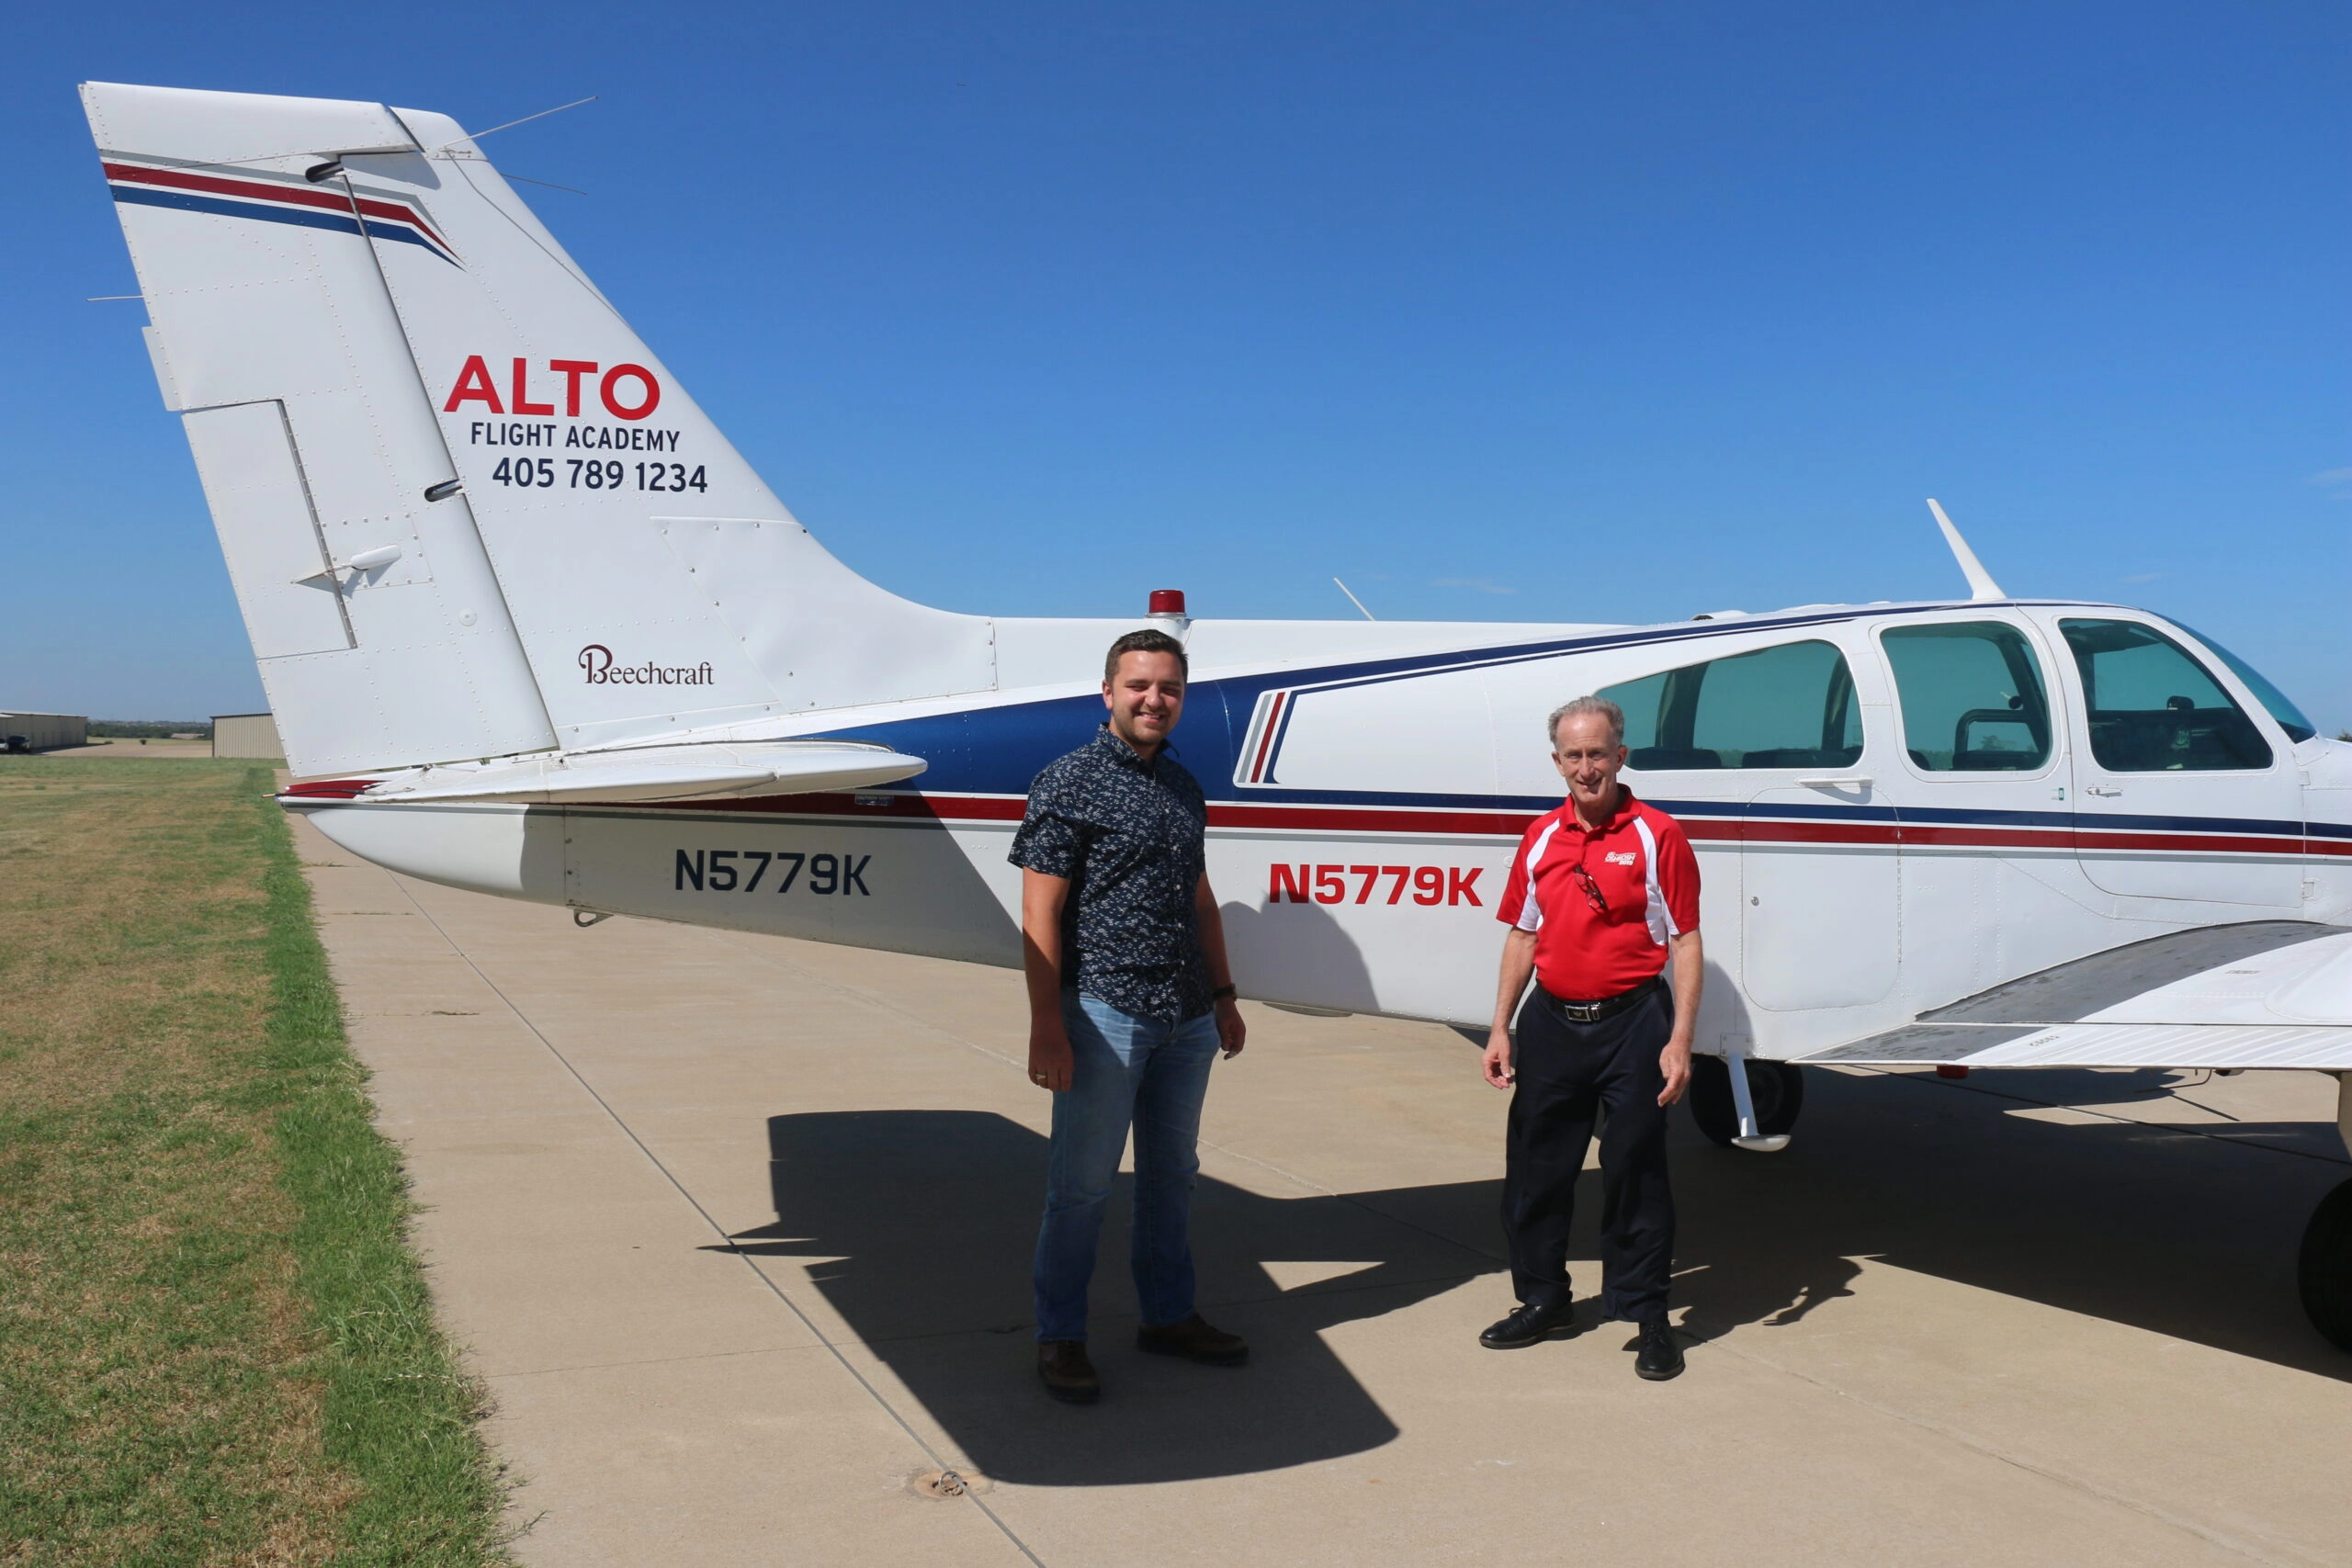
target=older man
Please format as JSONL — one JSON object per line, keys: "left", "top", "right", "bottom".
{"left": 1479, "top": 694, "right": 1702, "bottom": 1380}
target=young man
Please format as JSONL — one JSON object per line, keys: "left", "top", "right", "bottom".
{"left": 1009, "top": 628, "right": 1250, "bottom": 1404}
{"left": 1480, "top": 694, "right": 1702, "bottom": 1381}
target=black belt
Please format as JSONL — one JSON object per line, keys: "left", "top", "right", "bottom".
{"left": 1535, "top": 975, "right": 1663, "bottom": 1026}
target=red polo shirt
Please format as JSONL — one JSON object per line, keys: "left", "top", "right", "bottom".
{"left": 1497, "top": 788, "right": 1702, "bottom": 1001}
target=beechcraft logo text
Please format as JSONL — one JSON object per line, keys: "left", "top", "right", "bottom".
{"left": 579, "top": 645, "right": 715, "bottom": 686}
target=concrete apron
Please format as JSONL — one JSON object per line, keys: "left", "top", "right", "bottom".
{"left": 295, "top": 816, "right": 2352, "bottom": 1568}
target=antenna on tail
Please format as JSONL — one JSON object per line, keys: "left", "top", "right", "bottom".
{"left": 1926, "top": 499, "right": 2007, "bottom": 602}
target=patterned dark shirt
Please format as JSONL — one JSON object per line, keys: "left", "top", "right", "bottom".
{"left": 1009, "top": 724, "right": 1212, "bottom": 1023}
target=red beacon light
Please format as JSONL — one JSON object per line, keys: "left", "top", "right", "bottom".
{"left": 1148, "top": 589, "right": 1187, "bottom": 616}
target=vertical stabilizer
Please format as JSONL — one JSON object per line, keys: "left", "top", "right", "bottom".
{"left": 85, "top": 83, "right": 558, "bottom": 775}
{"left": 85, "top": 82, "right": 999, "bottom": 773}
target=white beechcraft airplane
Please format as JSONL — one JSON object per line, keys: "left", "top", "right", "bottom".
{"left": 84, "top": 82, "right": 2352, "bottom": 1347}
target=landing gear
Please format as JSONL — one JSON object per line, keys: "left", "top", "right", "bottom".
{"left": 2304, "top": 1180, "right": 2352, "bottom": 1352}
{"left": 1690, "top": 1056, "right": 1804, "bottom": 1150}
{"left": 2308, "top": 1077, "right": 2352, "bottom": 1351}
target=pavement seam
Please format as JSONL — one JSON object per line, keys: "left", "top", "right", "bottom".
{"left": 1692, "top": 1328, "right": 2311, "bottom": 1566}
{"left": 710, "top": 928, "right": 1031, "bottom": 1072}
{"left": 481, "top": 1340, "right": 869, "bottom": 1382}
{"left": 382, "top": 877, "right": 1049, "bottom": 1568}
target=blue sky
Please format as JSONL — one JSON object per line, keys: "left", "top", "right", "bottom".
{"left": 4, "top": 2, "right": 2344, "bottom": 728}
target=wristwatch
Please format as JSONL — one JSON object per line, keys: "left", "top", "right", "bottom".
{"left": 1211, "top": 984, "right": 1238, "bottom": 1001}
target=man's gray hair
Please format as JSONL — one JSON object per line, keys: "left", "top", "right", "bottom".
{"left": 1547, "top": 694, "right": 1625, "bottom": 750}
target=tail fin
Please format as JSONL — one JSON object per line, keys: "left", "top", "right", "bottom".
{"left": 85, "top": 83, "right": 995, "bottom": 776}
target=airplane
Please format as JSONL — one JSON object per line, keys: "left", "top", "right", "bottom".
{"left": 81, "top": 81, "right": 2352, "bottom": 1348}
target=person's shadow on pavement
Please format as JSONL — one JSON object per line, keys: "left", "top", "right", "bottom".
{"left": 720, "top": 1108, "right": 1503, "bottom": 1486}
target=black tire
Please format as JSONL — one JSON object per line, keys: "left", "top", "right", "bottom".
{"left": 1688, "top": 1056, "right": 1805, "bottom": 1147}
{"left": 2299, "top": 1178, "right": 2352, "bottom": 1351}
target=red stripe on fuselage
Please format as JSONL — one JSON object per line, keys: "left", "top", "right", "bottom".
{"left": 293, "top": 784, "right": 2330, "bottom": 862}
{"left": 2072, "top": 829, "right": 2307, "bottom": 857}
{"left": 102, "top": 161, "right": 449, "bottom": 251}
{"left": 1900, "top": 823, "right": 2074, "bottom": 851}
{"left": 1248, "top": 694, "right": 1285, "bottom": 783}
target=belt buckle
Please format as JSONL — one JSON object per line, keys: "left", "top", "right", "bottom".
{"left": 1558, "top": 998, "right": 1600, "bottom": 1023}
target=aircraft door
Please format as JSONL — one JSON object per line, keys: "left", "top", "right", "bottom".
{"left": 1876, "top": 616, "right": 2080, "bottom": 1006}
{"left": 2055, "top": 616, "right": 2303, "bottom": 907}
{"left": 1734, "top": 644, "right": 1896, "bottom": 1010}
{"left": 1741, "top": 781, "right": 1899, "bottom": 1010}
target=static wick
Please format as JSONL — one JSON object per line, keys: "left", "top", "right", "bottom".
{"left": 502, "top": 173, "right": 589, "bottom": 195}
{"left": 438, "top": 95, "right": 599, "bottom": 152}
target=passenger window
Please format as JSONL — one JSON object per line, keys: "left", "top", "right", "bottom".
{"left": 2059, "top": 618, "right": 2273, "bottom": 772}
{"left": 1881, "top": 621, "right": 2052, "bottom": 772}
{"left": 1600, "top": 639, "right": 1862, "bottom": 771}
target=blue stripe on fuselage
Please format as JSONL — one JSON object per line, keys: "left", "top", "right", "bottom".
{"left": 808, "top": 607, "right": 2318, "bottom": 842}
{"left": 813, "top": 608, "right": 1875, "bottom": 798}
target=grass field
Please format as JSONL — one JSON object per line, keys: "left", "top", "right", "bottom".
{"left": 0, "top": 759, "right": 511, "bottom": 1565}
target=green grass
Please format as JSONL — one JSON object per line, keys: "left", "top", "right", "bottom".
{"left": 0, "top": 759, "right": 511, "bottom": 1564}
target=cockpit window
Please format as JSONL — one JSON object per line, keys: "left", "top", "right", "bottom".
{"left": 2059, "top": 619, "right": 2274, "bottom": 772}
{"left": 1880, "top": 621, "right": 2053, "bottom": 772}
{"left": 1600, "top": 638, "right": 1862, "bottom": 771}
{"left": 2167, "top": 623, "right": 2317, "bottom": 743}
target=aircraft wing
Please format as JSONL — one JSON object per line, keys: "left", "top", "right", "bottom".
{"left": 1796, "top": 921, "right": 2352, "bottom": 1072}
{"left": 286, "top": 741, "right": 925, "bottom": 807}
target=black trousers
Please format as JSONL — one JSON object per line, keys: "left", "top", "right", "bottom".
{"left": 1502, "top": 981, "right": 1676, "bottom": 1322}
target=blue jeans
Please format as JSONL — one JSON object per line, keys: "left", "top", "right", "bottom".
{"left": 1033, "top": 994, "right": 1221, "bottom": 1343}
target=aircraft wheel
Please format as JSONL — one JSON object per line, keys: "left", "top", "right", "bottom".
{"left": 1688, "top": 1057, "right": 1805, "bottom": 1147}
{"left": 2299, "top": 1178, "right": 2352, "bottom": 1351}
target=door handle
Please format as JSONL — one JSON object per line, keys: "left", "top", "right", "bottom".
{"left": 2085, "top": 785, "right": 2123, "bottom": 797}
{"left": 1796, "top": 777, "right": 1872, "bottom": 789}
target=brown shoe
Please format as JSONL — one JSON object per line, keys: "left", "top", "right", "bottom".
{"left": 1037, "top": 1340, "right": 1101, "bottom": 1404}
{"left": 1136, "top": 1314, "right": 1249, "bottom": 1366}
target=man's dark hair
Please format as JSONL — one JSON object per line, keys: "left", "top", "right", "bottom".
{"left": 1103, "top": 628, "right": 1189, "bottom": 682}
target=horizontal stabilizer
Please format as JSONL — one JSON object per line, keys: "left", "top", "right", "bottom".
{"left": 301, "top": 741, "right": 924, "bottom": 807}
{"left": 1801, "top": 922, "right": 2352, "bottom": 1071}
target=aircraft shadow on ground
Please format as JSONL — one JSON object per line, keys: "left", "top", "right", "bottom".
{"left": 725, "top": 1109, "right": 1501, "bottom": 1486}
{"left": 718, "top": 1064, "right": 2351, "bottom": 1488}
{"left": 1668, "top": 1066, "right": 2352, "bottom": 1380}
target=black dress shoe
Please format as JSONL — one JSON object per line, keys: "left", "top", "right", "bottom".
{"left": 1634, "top": 1317, "right": 1685, "bottom": 1381}
{"left": 1478, "top": 1300, "right": 1576, "bottom": 1349}
{"left": 1038, "top": 1340, "right": 1101, "bottom": 1403}
{"left": 1136, "top": 1314, "right": 1250, "bottom": 1366}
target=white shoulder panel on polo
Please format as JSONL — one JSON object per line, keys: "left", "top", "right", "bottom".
{"left": 1515, "top": 818, "right": 1562, "bottom": 933}
{"left": 1633, "top": 814, "right": 1673, "bottom": 946}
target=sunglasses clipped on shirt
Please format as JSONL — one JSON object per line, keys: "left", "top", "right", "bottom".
{"left": 1569, "top": 861, "right": 1609, "bottom": 915}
